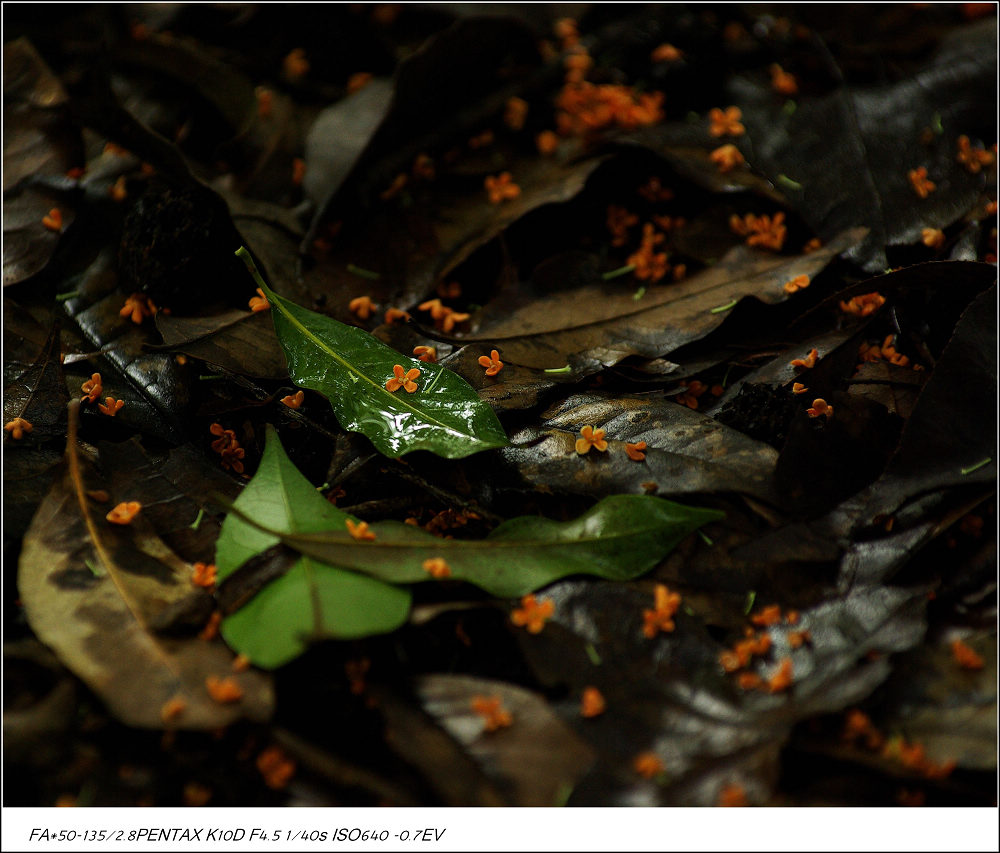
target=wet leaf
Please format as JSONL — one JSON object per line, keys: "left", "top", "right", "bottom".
{"left": 496, "top": 393, "right": 781, "bottom": 504}
{"left": 216, "top": 427, "right": 411, "bottom": 668}
{"left": 239, "top": 248, "right": 508, "bottom": 459}
{"left": 18, "top": 461, "right": 273, "bottom": 730}
{"left": 414, "top": 674, "right": 595, "bottom": 806}
{"left": 730, "top": 20, "right": 996, "bottom": 271}
{"left": 458, "top": 227, "right": 865, "bottom": 375}
{"left": 222, "top": 444, "right": 724, "bottom": 599}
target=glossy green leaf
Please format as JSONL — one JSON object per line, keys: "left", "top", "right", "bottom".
{"left": 237, "top": 248, "right": 508, "bottom": 459}
{"left": 223, "top": 493, "right": 724, "bottom": 600}
{"left": 215, "top": 427, "right": 410, "bottom": 668}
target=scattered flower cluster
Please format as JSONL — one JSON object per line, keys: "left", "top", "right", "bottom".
{"left": 839, "top": 291, "right": 885, "bottom": 317}
{"left": 5, "top": 417, "right": 33, "bottom": 439}
{"left": 422, "top": 557, "right": 451, "bottom": 579}
{"left": 484, "top": 172, "right": 521, "bottom": 204}
{"left": 642, "top": 583, "right": 681, "bottom": 638}
{"left": 120, "top": 293, "right": 157, "bottom": 325}
{"left": 709, "top": 144, "right": 745, "bottom": 174}
{"left": 510, "top": 594, "right": 555, "bottom": 633}
{"left": 191, "top": 562, "right": 217, "bottom": 589}
{"left": 385, "top": 364, "right": 420, "bottom": 393}
{"left": 907, "top": 167, "right": 935, "bottom": 198}
{"left": 209, "top": 423, "right": 246, "bottom": 473}
{"left": 106, "top": 501, "right": 142, "bottom": 525}
{"left": 627, "top": 223, "right": 671, "bottom": 282}
{"left": 345, "top": 519, "right": 376, "bottom": 541}
{"left": 418, "top": 298, "right": 469, "bottom": 333}
{"left": 471, "top": 695, "right": 512, "bottom": 731}
{"left": 858, "top": 334, "right": 913, "bottom": 368}
{"left": 955, "top": 135, "right": 995, "bottom": 174}
{"left": 257, "top": 746, "right": 296, "bottom": 789}
{"left": 607, "top": 205, "right": 639, "bottom": 247}
{"left": 729, "top": 212, "right": 787, "bottom": 251}
{"left": 842, "top": 710, "right": 956, "bottom": 779}
{"left": 720, "top": 605, "right": 807, "bottom": 693}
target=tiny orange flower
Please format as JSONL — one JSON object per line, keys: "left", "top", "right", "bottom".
{"left": 98, "top": 397, "right": 124, "bottom": 417}
{"left": 737, "top": 672, "right": 764, "bottom": 690}
{"left": 504, "top": 96, "right": 529, "bottom": 131}
{"left": 956, "top": 135, "right": 995, "bottom": 174}
{"left": 767, "top": 658, "right": 794, "bottom": 693}
{"left": 783, "top": 274, "right": 810, "bottom": 294}
{"left": 413, "top": 345, "right": 437, "bottom": 363}
{"left": 384, "top": 307, "right": 411, "bottom": 325}
{"left": 439, "top": 310, "right": 469, "bottom": 334}
{"left": 205, "top": 675, "right": 243, "bottom": 704}
{"left": 4, "top": 417, "right": 33, "bottom": 440}
{"left": 750, "top": 604, "right": 782, "bottom": 627}
{"left": 510, "top": 594, "right": 555, "bottom": 634}
{"left": 257, "top": 746, "right": 296, "bottom": 789}
{"left": 346, "top": 71, "right": 372, "bottom": 94}
{"left": 769, "top": 63, "right": 798, "bottom": 95}
{"left": 349, "top": 295, "right": 376, "bottom": 319}
{"left": 283, "top": 48, "right": 309, "bottom": 79}
{"left": 81, "top": 373, "right": 103, "bottom": 403}
{"left": 191, "top": 562, "right": 217, "bottom": 588}
{"left": 729, "top": 212, "right": 786, "bottom": 251}
{"left": 651, "top": 43, "right": 683, "bottom": 62}
{"left": 787, "top": 630, "right": 812, "bottom": 649}
{"left": 345, "top": 518, "right": 376, "bottom": 542}
{"left": 536, "top": 130, "right": 560, "bottom": 155}
{"left": 66, "top": 166, "right": 85, "bottom": 180}
{"left": 908, "top": 167, "right": 935, "bottom": 198}
{"left": 437, "top": 280, "right": 462, "bottom": 299}
{"left": 471, "top": 695, "right": 513, "bottom": 731}
{"left": 248, "top": 287, "right": 270, "bottom": 312}
{"left": 575, "top": 425, "right": 608, "bottom": 454}
{"left": 232, "top": 654, "right": 252, "bottom": 672}
{"left": 478, "top": 349, "right": 504, "bottom": 377}
{"left": 109, "top": 176, "right": 128, "bottom": 202}
{"left": 484, "top": 172, "right": 521, "bottom": 204}
{"left": 280, "top": 390, "right": 305, "bottom": 409}
{"left": 386, "top": 364, "right": 420, "bottom": 393}
{"left": 422, "top": 557, "right": 451, "bottom": 579}
{"left": 921, "top": 227, "right": 945, "bottom": 249}
{"left": 950, "top": 638, "right": 984, "bottom": 670}
{"left": 106, "top": 501, "right": 142, "bottom": 525}
{"left": 718, "top": 784, "right": 748, "bottom": 807}
{"left": 709, "top": 144, "right": 745, "bottom": 174}
{"left": 580, "top": 686, "right": 606, "bottom": 718}
{"left": 120, "top": 293, "right": 156, "bottom": 324}
{"left": 418, "top": 298, "right": 448, "bottom": 320}
{"left": 291, "top": 157, "right": 305, "bottom": 186}
{"left": 790, "top": 348, "right": 819, "bottom": 369}
{"left": 791, "top": 382, "right": 809, "bottom": 394}
{"left": 160, "top": 696, "right": 187, "bottom": 723}
{"left": 633, "top": 751, "right": 664, "bottom": 779}
{"left": 802, "top": 237, "right": 823, "bottom": 253}
{"left": 554, "top": 17, "right": 579, "bottom": 46}
{"left": 625, "top": 441, "right": 647, "bottom": 461}
{"left": 839, "top": 291, "right": 886, "bottom": 317}
{"left": 643, "top": 583, "right": 681, "bottom": 638}
{"left": 785, "top": 610, "right": 800, "bottom": 625}
{"left": 806, "top": 398, "right": 833, "bottom": 419}
{"left": 709, "top": 106, "right": 745, "bottom": 137}
{"left": 42, "top": 208, "right": 63, "bottom": 232}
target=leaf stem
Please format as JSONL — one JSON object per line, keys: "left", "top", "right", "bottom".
{"left": 189, "top": 508, "right": 205, "bottom": 530}
{"left": 584, "top": 643, "right": 603, "bottom": 666}
{"left": 55, "top": 290, "right": 80, "bottom": 302}
{"left": 960, "top": 458, "right": 992, "bottom": 475}
{"left": 602, "top": 264, "right": 636, "bottom": 281}
{"left": 543, "top": 365, "right": 572, "bottom": 374}
{"left": 710, "top": 299, "right": 738, "bottom": 314}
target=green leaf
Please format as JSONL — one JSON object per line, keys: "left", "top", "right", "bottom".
{"left": 215, "top": 427, "right": 410, "bottom": 668}
{"left": 237, "top": 248, "right": 508, "bottom": 459}
{"left": 222, "top": 494, "right": 724, "bottom": 600}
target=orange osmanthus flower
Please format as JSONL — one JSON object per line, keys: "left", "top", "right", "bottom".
{"left": 386, "top": 364, "right": 420, "bottom": 393}
{"left": 510, "top": 594, "right": 555, "bottom": 633}
{"left": 575, "top": 425, "right": 608, "bottom": 454}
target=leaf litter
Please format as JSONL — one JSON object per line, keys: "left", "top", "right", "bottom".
{"left": 5, "top": 4, "right": 995, "bottom": 811}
